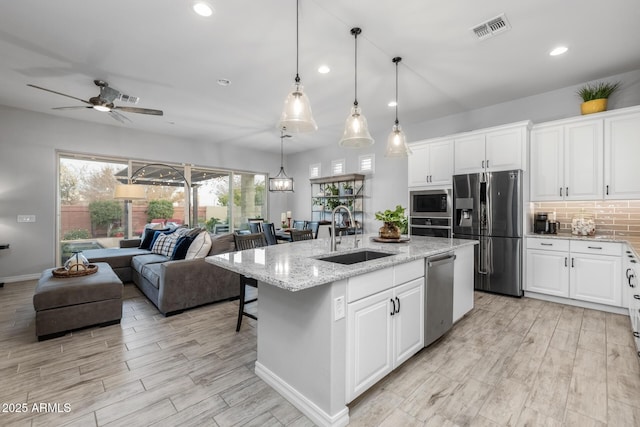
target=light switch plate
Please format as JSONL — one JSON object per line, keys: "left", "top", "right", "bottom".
{"left": 17, "top": 215, "right": 36, "bottom": 223}
{"left": 334, "top": 296, "right": 345, "bottom": 321}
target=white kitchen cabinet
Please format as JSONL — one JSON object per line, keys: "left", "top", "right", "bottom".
{"left": 453, "top": 244, "right": 474, "bottom": 322}
{"left": 407, "top": 138, "right": 453, "bottom": 187}
{"left": 525, "top": 237, "right": 623, "bottom": 307}
{"left": 530, "top": 119, "right": 603, "bottom": 201}
{"left": 604, "top": 110, "right": 640, "bottom": 199}
{"left": 454, "top": 122, "right": 529, "bottom": 174}
{"left": 525, "top": 238, "right": 570, "bottom": 297}
{"left": 346, "top": 263, "right": 424, "bottom": 402}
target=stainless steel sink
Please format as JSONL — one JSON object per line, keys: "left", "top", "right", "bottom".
{"left": 316, "top": 250, "right": 395, "bottom": 265}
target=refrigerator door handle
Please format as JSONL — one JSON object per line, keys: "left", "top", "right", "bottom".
{"left": 478, "top": 236, "right": 488, "bottom": 275}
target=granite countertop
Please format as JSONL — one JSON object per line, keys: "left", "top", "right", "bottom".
{"left": 526, "top": 232, "right": 629, "bottom": 244}
{"left": 206, "top": 234, "right": 477, "bottom": 292}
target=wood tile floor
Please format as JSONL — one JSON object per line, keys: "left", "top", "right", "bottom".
{"left": 1, "top": 281, "right": 639, "bottom": 426}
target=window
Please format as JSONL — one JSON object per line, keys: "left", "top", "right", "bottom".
{"left": 309, "top": 163, "right": 321, "bottom": 178}
{"left": 331, "top": 158, "right": 345, "bottom": 176}
{"left": 359, "top": 154, "right": 375, "bottom": 173}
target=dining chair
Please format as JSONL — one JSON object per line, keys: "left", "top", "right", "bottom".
{"left": 305, "top": 221, "right": 320, "bottom": 239}
{"left": 290, "top": 229, "right": 314, "bottom": 242}
{"left": 248, "top": 222, "right": 262, "bottom": 234}
{"left": 292, "top": 220, "right": 306, "bottom": 230}
{"left": 233, "top": 232, "right": 267, "bottom": 331}
{"left": 262, "top": 222, "right": 278, "bottom": 245}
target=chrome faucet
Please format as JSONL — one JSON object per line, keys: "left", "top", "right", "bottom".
{"left": 331, "top": 205, "right": 357, "bottom": 251}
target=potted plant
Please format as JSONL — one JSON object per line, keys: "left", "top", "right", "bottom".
{"left": 577, "top": 81, "right": 621, "bottom": 115}
{"left": 374, "top": 205, "right": 408, "bottom": 239}
{"left": 342, "top": 182, "right": 353, "bottom": 196}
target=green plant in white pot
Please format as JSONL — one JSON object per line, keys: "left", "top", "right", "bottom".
{"left": 577, "top": 81, "right": 620, "bottom": 115}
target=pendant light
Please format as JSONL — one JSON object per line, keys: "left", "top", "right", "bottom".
{"left": 339, "top": 27, "right": 374, "bottom": 148}
{"left": 279, "top": 0, "right": 317, "bottom": 133}
{"left": 269, "top": 128, "right": 294, "bottom": 192}
{"left": 385, "top": 56, "right": 412, "bottom": 157}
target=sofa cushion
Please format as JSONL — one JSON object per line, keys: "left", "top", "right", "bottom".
{"left": 84, "top": 247, "right": 152, "bottom": 269}
{"left": 151, "top": 232, "right": 180, "bottom": 257}
{"left": 171, "top": 235, "right": 195, "bottom": 260}
{"left": 186, "top": 231, "right": 212, "bottom": 260}
{"left": 131, "top": 253, "right": 170, "bottom": 273}
{"left": 141, "top": 263, "right": 163, "bottom": 289}
{"left": 140, "top": 227, "right": 169, "bottom": 250}
{"left": 208, "top": 232, "right": 236, "bottom": 256}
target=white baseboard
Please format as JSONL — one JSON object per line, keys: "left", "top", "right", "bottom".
{"left": 255, "top": 362, "right": 349, "bottom": 427}
{"left": 524, "top": 291, "right": 628, "bottom": 315}
{"left": 0, "top": 273, "right": 41, "bottom": 284}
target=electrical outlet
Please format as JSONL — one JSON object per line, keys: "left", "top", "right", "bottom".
{"left": 17, "top": 215, "right": 36, "bottom": 223}
{"left": 334, "top": 296, "right": 345, "bottom": 321}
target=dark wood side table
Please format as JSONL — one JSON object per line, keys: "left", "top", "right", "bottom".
{"left": 0, "top": 243, "right": 9, "bottom": 287}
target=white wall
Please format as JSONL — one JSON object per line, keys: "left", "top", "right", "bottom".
{"left": 286, "top": 69, "right": 640, "bottom": 233}
{"left": 0, "top": 107, "right": 284, "bottom": 281}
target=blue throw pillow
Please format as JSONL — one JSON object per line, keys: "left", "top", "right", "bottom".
{"left": 139, "top": 227, "right": 170, "bottom": 250}
{"left": 171, "top": 235, "right": 195, "bottom": 260}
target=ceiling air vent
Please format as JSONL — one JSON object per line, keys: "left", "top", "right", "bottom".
{"left": 472, "top": 13, "right": 511, "bottom": 41}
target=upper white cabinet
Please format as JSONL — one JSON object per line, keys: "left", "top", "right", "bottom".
{"left": 530, "top": 106, "right": 640, "bottom": 202}
{"left": 604, "top": 110, "right": 640, "bottom": 199}
{"left": 408, "top": 138, "right": 453, "bottom": 187}
{"left": 530, "top": 119, "right": 603, "bottom": 201}
{"left": 454, "top": 122, "right": 530, "bottom": 174}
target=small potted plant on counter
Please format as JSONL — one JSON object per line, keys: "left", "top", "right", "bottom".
{"left": 577, "top": 81, "right": 621, "bottom": 115}
{"left": 374, "top": 205, "right": 408, "bottom": 240}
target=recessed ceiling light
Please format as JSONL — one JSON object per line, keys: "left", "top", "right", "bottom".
{"left": 217, "top": 79, "right": 231, "bottom": 86}
{"left": 549, "top": 46, "right": 568, "bottom": 56}
{"left": 192, "top": 1, "right": 214, "bottom": 17}
{"left": 318, "top": 65, "right": 330, "bottom": 74}
{"left": 388, "top": 101, "right": 397, "bottom": 107}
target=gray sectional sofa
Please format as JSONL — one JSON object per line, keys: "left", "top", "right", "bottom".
{"left": 83, "top": 232, "right": 239, "bottom": 316}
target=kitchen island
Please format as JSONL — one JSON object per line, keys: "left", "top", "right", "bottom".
{"left": 206, "top": 234, "right": 477, "bottom": 427}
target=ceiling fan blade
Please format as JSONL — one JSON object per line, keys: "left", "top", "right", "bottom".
{"left": 27, "top": 84, "right": 92, "bottom": 105}
{"left": 109, "top": 110, "right": 131, "bottom": 123}
{"left": 52, "top": 106, "right": 93, "bottom": 110}
{"left": 114, "top": 106, "right": 163, "bottom": 116}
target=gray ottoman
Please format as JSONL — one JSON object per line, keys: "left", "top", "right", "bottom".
{"left": 33, "top": 262, "right": 123, "bottom": 341}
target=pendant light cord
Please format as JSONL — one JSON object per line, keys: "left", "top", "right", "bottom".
{"left": 351, "top": 28, "right": 361, "bottom": 107}
{"left": 393, "top": 57, "right": 401, "bottom": 125}
{"left": 295, "top": 0, "right": 300, "bottom": 84}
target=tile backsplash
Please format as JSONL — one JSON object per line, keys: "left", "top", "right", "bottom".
{"left": 533, "top": 200, "right": 640, "bottom": 251}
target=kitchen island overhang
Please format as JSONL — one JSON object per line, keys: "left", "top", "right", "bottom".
{"left": 206, "top": 234, "right": 477, "bottom": 427}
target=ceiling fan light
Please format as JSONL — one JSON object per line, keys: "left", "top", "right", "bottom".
{"left": 93, "top": 105, "right": 111, "bottom": 112}
{"left": 339, "top": 105, "right": 374, "bottom": 148}
{"left": 385, "top": 124, "right": 412, "bottom": 157}
{"left": 279, "top": 83, "right": 317, "bottom": 132}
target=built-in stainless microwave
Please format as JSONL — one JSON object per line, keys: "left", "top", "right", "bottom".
{"left": 410, "top": 189, "right": 452, "bottom": 218}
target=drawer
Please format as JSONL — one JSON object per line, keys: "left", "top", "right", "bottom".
{"left": 394, "top": 259, "right": 424, "bottom": 285}
{"left": 347, "top": 266, "right": 394, "bottom": 303}
{"left": 570, "top": 240, "right": 622, "bottom": 257}
{"left": 526, "top": 237, "right": 569, "bottom": 252}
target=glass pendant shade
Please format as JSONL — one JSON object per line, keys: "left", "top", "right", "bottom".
{"left": 279, "top": 83, "right": 317, "bottom": 132}
{"left": 386, "top": 123, "right": 412, "bottom": 157}
{"left": 339, "top": 105, "right": 375, "bottom": 148}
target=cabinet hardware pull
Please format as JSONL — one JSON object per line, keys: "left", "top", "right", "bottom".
{"left": 541, "top": 243, "right": 553, "bottom": 246}
{"left": 486, "top": 160, "right": 489, "bottom": 168}
{"left": 565, "top": 257, "right": 568, "bottom": 267}
{"left": 566, "top": 187, "right": 569, "bottom": 197}
{"left": 481, "top": 160, "right": 485, "bottom": 168}
{"left": 634, "top": 295, "right": 640, "bottom": 300}
{"left": 390, "top": 298, "right": 396, "bottom": 316}
{"left": 635, "top": 332, "right": 640, "bottom": 338}
{"left": 395, "top": 296, "right": 400, "bottom": 314}
{"left": 627, "top": 268, "right": 633, "bottom": 279}
{"left": 587, "top": 246, "right": 603, "bottom": 250}
{"left": 560, "top": 187, "right": 563, "bottom": 197}
{"left": 606, "top": 185, "right": 609, "bottom": 195}
{"left": 571, "top": 258, "right": 574, "bottom": 268}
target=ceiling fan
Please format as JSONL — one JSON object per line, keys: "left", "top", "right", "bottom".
{"left": 27, "top": 79, "right": 163, "bottom": 123}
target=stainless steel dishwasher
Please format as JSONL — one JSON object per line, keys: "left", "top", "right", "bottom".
{"left": 425, "top": 252, "right": 456, "bottom": 346}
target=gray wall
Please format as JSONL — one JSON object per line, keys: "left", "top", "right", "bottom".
{"left": 1, "top": 69, "right": 639, "bottom": 281}
{"left": 0, "top": 107, "right": 284, "bottom": 281}
{"left": 285, "top": 69, "right": 640, "bottom": 233}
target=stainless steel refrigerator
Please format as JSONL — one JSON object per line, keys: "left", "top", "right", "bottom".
{"left": 453, "top": 170, "right": 523, "bottom": 297}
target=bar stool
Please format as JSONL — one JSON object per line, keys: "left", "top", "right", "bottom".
{"left": 233, "top": 232, "right": 267, "bottom": 332}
